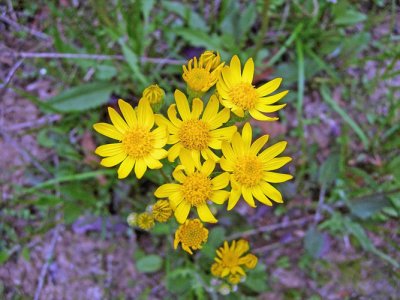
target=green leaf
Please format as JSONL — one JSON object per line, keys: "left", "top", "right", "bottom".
{"left": 244, "top": 263, "right": 268, "bottom": 292}
{"left": 136, "top": 255, "right": 163, "bottom": 273}
{"left": 36, "top": 196, "right": 62, "bottom": 207}
{"left": 334, "top": 10, "right": 367, "bottom": 26}
{"left": 304, "top": 227, "right": 325, "bottom": 258}
{"left": 48, "top": 82, "right": 114, "bottom": 112}
{"left": 318, "top": 153, "right": 340, "bottom": 187}
{"left": 0, "top": 250, "right": 10, "bottom": 265}
{"left": 173, "top": 28, "right": 222, "bottom": 51}
{"left": 320, "top": 85, "right": 369, "bottom": 149}
{"left": 21, "top": 247, "right": 31, "bottom": 261}
{"left": 349, "top": 194, "right": 391, "bottom": 220}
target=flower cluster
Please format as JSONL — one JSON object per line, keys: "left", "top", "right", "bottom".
{"left": 94, "top": 51, "right": 293, "bottom": 287}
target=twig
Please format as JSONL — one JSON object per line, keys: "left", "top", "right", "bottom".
{"left": 0, "top": 15, "right": 51, "bottom": 41}
{"left": 4, "top": 51, "right": 186, "bottom": 65}
{"left": 0, "top": 59, "right": 24, "bottom": 89}
{"left": 33, "top": 224, "right": 62, "bottom": 300}
{"left": 3, "top": 114, "right": 61, "bottom": 132}
{"left": 227, "top": 216, "right": 315, "bottom": 240}
{"left": 253, "top": 236, "right": 303, "bottom": 254}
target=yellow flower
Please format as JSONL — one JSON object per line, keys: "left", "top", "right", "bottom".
{"left": 154, "top": 150, "right": 230, "bottom": 223}
{"left": 152, "top": 199, "right": 172, "bottom": 222}
{"left": 174, "top": 219, "right": 208, "bottom": 254}
{"left": 217, "top": 55, "right": 288, "bottom": 120}
{"left": 140, "top": 84, "right": 165, "bottom": 111}
{"left": 183, "top": 56, "right": 224, "bottom": 95}
{"left": 211, "top": 262, "right": 224, "bottom": 277}
{"left": 212, "top": 239, "right": 257, "bottom": 278}
{"left": 93, "top": 98, "right": 168, "bottom": 179}
{"left": 137, "top": 212, "right": 155, "bottom": 231}
{"left": 155, "top": 90, "right": 237, "bottom": 162}
{"left": 199, "top": 50, "right": 222, "bottom": 70}
{"left": 220, "top": 123, "right": 292, "bottom": 210}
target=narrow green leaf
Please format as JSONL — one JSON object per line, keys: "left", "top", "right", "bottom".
{"left": 320, "top": 84, "right": 369, "bottom": 148}
{"left": 120, "top": 42, "right": 147, "bottom": 85}
{"left": 48, "top": 82, "right": 114, "bottom": 112}
{"left": 319, "top": 153, "right": 340, "bottom": 187}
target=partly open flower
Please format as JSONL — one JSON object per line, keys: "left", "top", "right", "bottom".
{"left": 220, "top": 123, "right": 292, "bottom": 210}
{"left": 154, "top": 150, "right": 230, "bottom": 223}
{"left": 217, "top": 55, "right": 288, "bottom": 120}
{"left": 211, "top": 239, "right": 257, "bottom": 279}
{"left": 155, "top": 90, "right": 237, "bottom": 163}
{"left": 140, "top": 84, "right": 165, "bottom": 111}
{"left": 137, "top": 212, "right": 155, "bottom": 231}
{"left": 200, "top": 50, "right": 222, "bottom": 70}
{"left": 183, "top": 56, "right": 224, "bottom": 96}
{"left": 174, "top": 219, "right": 208, "bottom": 254}
{"left": 152, "top": 199, "right": 172, "bottom": 222}
{"left": 93, "top": 99, "right": 168, "bottom": 179}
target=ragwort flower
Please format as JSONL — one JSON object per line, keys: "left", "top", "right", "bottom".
{"left": 211, "top": 239, "right": 257, "bottom": 279}
{"left": 200, "top": 50, "right": 222, "bottom": 70}
{"left": 220, "top": 123, "right": 292, "bottom": 210}
{"left": 174, "top": 219, "right": 208, "bottom": 254}
{"left": 140, "top": 84, "right": 165, "bottom": 111}
{"left": 137, "top": 212, "right": 155, "bottom": 231}
{"left": 154, "top": 150, "right": 230, "bottom": 223}
{"left": 93, "top": 99, "right": 168, "bottom": 179}
{"left": 217, "top": 55, "right": 288, "bottom": 120}
{"left": 155, "top": 90, "right": 237, "bottom": 162}
{"left": 183, "top": 56, "right": 224, "bottom": 95}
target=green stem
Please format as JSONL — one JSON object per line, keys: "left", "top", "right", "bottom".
{"left": 159, "top": 168, "right": 171, "bottom": 183}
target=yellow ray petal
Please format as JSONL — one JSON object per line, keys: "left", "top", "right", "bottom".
{"left": 242, "top": 187, "right": 256, "bottom": 207}
{"left": 151, "top": 148, "right": 168, "bottom": 160}
{"left": 100, "top": 152, "right": 127, "bottom": 167}
{"left": 169, "top": 191, "right": 183, "bottom": 209}
{"left": 249, "top": 134, "right": 269, "bottom": 155}
{"left": 179, "top": 149, "right": 195, "bottom": 174}
{"left": 259, "top": 141, "right": 287, "bottom": 161}
{"left": 259, "top": 90, "right": 289, "bottom": 105}
{"left": 230, "top": 55, "right": 242, "bottom": 82}
{"left": 220, "top": 157, "right": 234, "bottom": 171}
{"left": 208, "top": 108, "right": 230, "bottom": 130}
{"left": 93, "top": 123, "right": 123, "bottom": 140}
{"left": 137, "top": 98, "right": 154, "bottom": 129}
{"left": 144, "top": 156, "right": 163, "bottom": 169}
{"left": 211, "top": 172, "right": 230, "bottom": 190}
{"left": 118, "top": 99, "right": 137, "bottom": 127}
{"left": 95, "top": 143, "right": 123, "bottom": 157}
{"left": 108, "top": 107, "right": 129, "bottom": 133}
{"left": 249, "top": 109, "right": 279, "bottom": 121}
{"left": 227, "top": 189, "right": 241, "bottom": 210}
{"left": 167, "top": 143, "right": 182, "bottom": 162}
{"left": 200, "top": 159, "right": 216, "bottom": 176}
{"left": 211, "top": 190, "right": 229, "bottom": 204}
{"left": 241, "top": 123, "right": 252, "bottom": 151}
{"left": 172, "top": 165, "right": 186, "bottom": 183}
{"left": 242, "top": 58, "right": 254, "bottom": 83}
{"left": 252, "top": 186, "right": 273, "bottom": 206}
{"left": 260, "top": 181, "right": 284, "bottom": 203}
{"left": 191, "top": 98, "right": 204, "bottom": 119}
{"left": 117, "top": 156, "right": 135, "bottom": 179}
{"left": 134, "top": 158, "right": 147, "bottom": 179}
{"left": 174, "top": 89, "right": 191, "bottom": 121}
{"left": 263, "top": 172, "right": 293, "bottom": 183}
{"left": 202, "top": 95, "right": 219, "bottom": 122}
{"left": 175, "top": 201, "right": 191, "bottom": 223}
{"left": 256, "top": 78, "right": 282, "bottom": 96}
{"left": 197, "top": 204, "right": 217, "bottom": 223}
{"left": 154, "top": 183, "right": 181, "bottom": 197}
{"left": 263, "top": 157, "right": 292, "bottom": 171}
{"left": 255, "top": 103, "right": 287, "bottom": 113}
{"left": 221, "top": 142, "right": 237, "bottom": 161}
{"left": 232, "top": 132, "right": 244, "bottom": 156}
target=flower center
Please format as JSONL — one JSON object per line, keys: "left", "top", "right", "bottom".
{"left": 179, "top": 220, "right": 208, "bottom": 247}
{"left": 178, "top": 119, "right": 211, "bottom": 151}
{"left": 222, "top": 252, "right": 240, "bottom": 268}
{"left": 182, "top": 172, "right": 212, "bottom": 206}
{"left": 233, "top": 156, "right": 263, "bottom": 187}
{"left": 184, "top": 68, "right": 211, "bottom": 92}
{"left": 229, "top": 82, "right": 258, "bottom": 110}
{"left": 122, "top": 127, "right": 154, "bottom": 159}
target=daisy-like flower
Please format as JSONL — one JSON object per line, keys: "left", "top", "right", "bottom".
{"left": 174, "top": 219, "right": 208, "bottom": 254}
{"left": 154, "top": 150, "right": 230, "bottom": 223}
{"left": 217, "top": 55, "right": 288, "bottom": 120}
{"left": 137, "top": 212, "right": 155, "bottom": 231}
{"left": 151, "top": 199, "right": 172, "bottom": 222}
{"left": 93, "top": 99, "right": 168, "bottom": 179}
{"left": 155, "top": 90, "right": 237, "bottom": 162}
{"left": 211, "top": 239, "right": 257, "bottom": 278}
{"left": 140, "top": 84, "right": 165, "bottom": 111}
{"left": 220, "top": 123, "right": 292, "bottom": 210}
{"left": 183, "top": 56, "right": 224, "bottom": 96}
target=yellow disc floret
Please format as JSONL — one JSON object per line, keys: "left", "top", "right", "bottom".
{"left": 137, "top": 212, "right": 155, "bottom": 231}
{"left": 122, "top": 127, "right": 154, "bottom": 159}
{"left": 182, "top": 172, "right": 213, "bottom": 207}
{"left": 233, "top": 156, "right": 263, "bottom": 187}
{"left": 174, "top": 219, "right": 209, "bottom": 254}
{"left": 152, "top": 199, "right": 172, "bottom": 222}
{"left": 178, "top": 119, "right": 211, "bottom": 151}
{"left": 229, "top": 83, "right": 258, "bottom": 110}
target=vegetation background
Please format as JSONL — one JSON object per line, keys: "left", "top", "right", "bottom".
{"left": 0, "top": 0, "right": 399, "bottom": 299}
